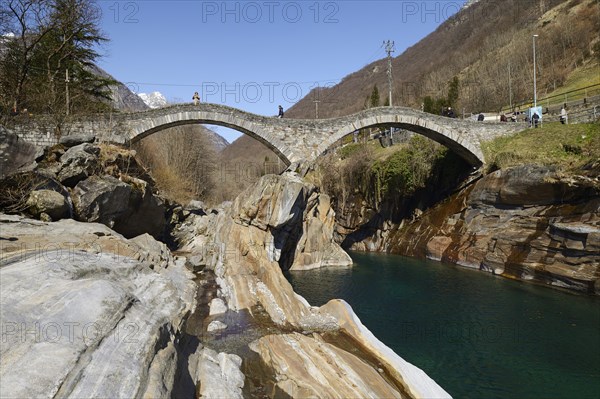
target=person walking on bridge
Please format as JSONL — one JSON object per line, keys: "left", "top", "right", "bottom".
{"left": 192, "top": 92, "right": 200, "bottom": 105}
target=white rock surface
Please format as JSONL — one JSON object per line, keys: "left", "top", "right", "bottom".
{"left": 0, "top": 214, "right": 196, "bottom": 398}
{"left": 196, "top": 348, "right": 244, "bottom": 399}
{"left": 209, "top": 298, "right": 228, "bottom": 315}
{"left": 207, "top": 320, "right": 228, "bottom": 332}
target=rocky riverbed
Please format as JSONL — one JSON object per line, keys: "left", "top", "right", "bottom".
{"left": 0, "top": 129, "right": 450, "bottom": 398}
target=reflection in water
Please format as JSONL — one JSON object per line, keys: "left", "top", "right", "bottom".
{"left": 286, "top": 252, "right": 600, "bottom": 399}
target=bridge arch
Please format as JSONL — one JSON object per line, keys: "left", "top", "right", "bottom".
{"left": 123, "top": 106, "right": 294, "bottom": 166}
{"left": 313, "top": 107, "right": 487, "bottom": 166}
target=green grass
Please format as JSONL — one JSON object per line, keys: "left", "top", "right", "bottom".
{"left": 553, "top": 63, "right": 600, "bottom": 95}
{"left": 536, "top": 63, "right": 600, "bottom": 109}
{"left": 482, "top": 122, "right": 600, "bottom": 171}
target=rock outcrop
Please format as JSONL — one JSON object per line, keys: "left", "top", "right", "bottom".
{"left": 180, "top": 173, "right": 450, "bottom": 398}
{"left": 208, "top": 173, "right": 352, "bottom": 327}
{"left": 0, "top": 214, "right": 196, "bottom": 398}
{"left": 1, "top": 168, "right": 452, "bottom": 398}
{"left": 343, "top": 165, "right": 600, "bottom": 294}
{"left": 0, "top": 142, "right": 167, "bottom": 239}
{"left": 0, "top": 126, "right": 42, "bottom": 178}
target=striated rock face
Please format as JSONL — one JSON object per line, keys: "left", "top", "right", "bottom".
{"left": 346, "top": 165, "right": 600, "bottom": 294}
{"left": 208, "top": 173, "right": 352, "bottom": 327}
{"left": 250, "top": 332, "right": 404, "bottom": 398}
{"left": 291, "top": 192, "right": 353, "bottom": 270}
{"left": 0, "top": 214, "right": 196, "bottom": 398}
{"left": 183, "top": 173, "right": 451, "bottom": 398}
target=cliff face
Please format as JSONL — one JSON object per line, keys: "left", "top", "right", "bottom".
{"left": 342, "top": 165, "right": 600, "bottom": 294}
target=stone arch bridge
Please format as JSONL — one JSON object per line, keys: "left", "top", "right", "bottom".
{"left": 5, "top": 103, "right": 525, "bottom": 167}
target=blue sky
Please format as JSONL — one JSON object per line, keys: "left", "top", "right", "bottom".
{"left": 95, "top": 0, "right": 468, "bottom": 141}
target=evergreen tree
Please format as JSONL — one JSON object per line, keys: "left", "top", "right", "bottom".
{"left": 369, "top": 85, "right": 380, "bottom": 108}
{"left": 447, "top": 76, "right": 460, "bottom": 109}
{"left": 0, "top": 0, "right": 112, "bottom": 114}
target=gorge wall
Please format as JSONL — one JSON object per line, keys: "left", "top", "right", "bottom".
{"left": 336, "top": 164, "right": 600, "bottom": 295}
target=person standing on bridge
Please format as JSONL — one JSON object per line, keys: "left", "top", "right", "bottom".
{"left": 192, "top": 92, "right": 200, "bottom": 105}
{"left": 278, "top": 105, "right": 284, "bottom": 118}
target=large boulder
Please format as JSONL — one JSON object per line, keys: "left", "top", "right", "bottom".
{"left": 113, "top": 177, "right": 166, "bottom": 239}
{"left": 0, "top": 126, "right": 43, "bottom": 178}
{"left": 57, "top": 143, "right": 100, "bottom": 187}
{"left": 25, "top": 189, "right": 70, "bottom": 221}
{"left": 58, "top": 133, "right": 95, "bottom": 148}
{"left": 71, "top": 175, "right": 166, "bottom": 239}
{"left": 72, "top": 175, "right": 131, "bottom": 227}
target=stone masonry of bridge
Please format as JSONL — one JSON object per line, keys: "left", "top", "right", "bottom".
{"left": 3, "top": 103, "right": 526, "bottom": 167}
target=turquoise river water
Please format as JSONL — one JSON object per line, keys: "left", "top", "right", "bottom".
{"left": 285, "top": 252, "right": 600, "bottom": 399}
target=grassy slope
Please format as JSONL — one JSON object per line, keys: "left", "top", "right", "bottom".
{"left": 482, "top": 122, "right": 600, "bottom": 170}
{"left": 508, "top": 62, "right": 600, "bottom": 111}
{"left": 551, "top": 63, "right": 600, "bottom": 95}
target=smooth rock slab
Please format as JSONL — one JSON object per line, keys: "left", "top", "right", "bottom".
{"left": 250, "top": 332, "right": 404, "bottom": 398}
{"left": 196, "top": 348, "right": 244, "bottom": 399}
{"left": 0, "top": 215, "right": 196, "bottom": 398}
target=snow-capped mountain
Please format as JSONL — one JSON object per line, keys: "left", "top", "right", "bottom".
{"left": 462, "top": 0, "right": 481, "bottom": 9}
{"left": 138, "top": 92, "right": 168, "bottom": 109}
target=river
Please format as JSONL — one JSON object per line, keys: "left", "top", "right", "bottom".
{"left": 285, "top": 252, "right": 600, "bottom": 399}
